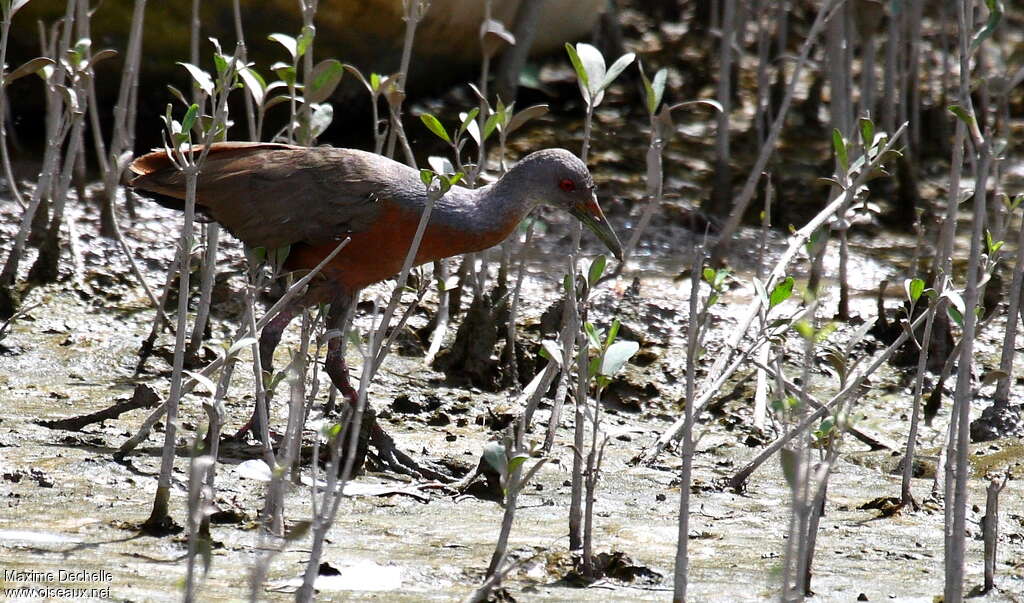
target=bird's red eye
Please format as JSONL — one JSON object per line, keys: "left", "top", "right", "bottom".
{"left": 559, "top": 178, "right": 576, "bottom": 193}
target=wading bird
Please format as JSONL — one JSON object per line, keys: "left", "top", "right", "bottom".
{"left": 129, "top": 142, "right": 622, "bottom": 477}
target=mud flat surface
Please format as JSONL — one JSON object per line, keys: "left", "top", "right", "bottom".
{"left": 2, "top": 189, "right": 1023, "bottom": 601}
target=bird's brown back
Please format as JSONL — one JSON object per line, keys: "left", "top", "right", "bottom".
{"left": 129, "top": 142, "right": 386, "bottom": 250}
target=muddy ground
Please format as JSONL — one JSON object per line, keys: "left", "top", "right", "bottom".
{"left": 2, "top": 171, "right": 1023, "bottom": 602}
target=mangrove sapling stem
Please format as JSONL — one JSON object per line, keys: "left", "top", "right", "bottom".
{"left": 748, "top": 358, "right": 898, "bottom": 451}
{"left": 30, "top": 95, "right": 86, "bottom": 285}
{"left": 906, "top": 0, "right": 924, "bottom": 155}
{"left": 946, "top": 143, "right": 990, "bottom": 603}
{"left": 993, "top": 210, "right": 1024, "bottom": 404}
{"left": 367, "top": 175, "right": 444, "bottom": 378}
{"left": 521, "top": 360, "right": 559, "bottom": 432}
{"left": 0, "top": 111, "right": 70, "bottom": 317}
{"left": 752, "top": 0, "right": 772, "bottom": 146}
{"left": 0, "top": 3, "right": 25, "bottom": 208}
{"left": 620, "top": 102, "right": 668, "bottom": 266}
{"left": 982, "top": 472, "right": 1009, "bottom": 593}
{"left": 198, "top": 343, "right": 237, "bottom": 539}
{"left": 298, "top": 173, "right": 451, "bottom": 593}
{"left": 296, "top": 298, "right": 380, "bottom": 603}
{"left": 187, "top": 223, "right": 219, "bottom": 360}
{"left": 262, "top": 311, "right": 312, "bottom": 536}
{"left": 945, "top": 2, "right": 993, "bottom": 594}
{"left": 673, "top": 251, "right": 704, "bottom": 601}
{"left": 116, "top": 238, "right": 350, "bottom": 459}
{"left": 709, "top": 0, "right": 843, "bottom": 265}
{"left": 184, "top": 433, "right": 214, "bottom": 603}
{"left": 232, "top": 0, "right": 256, "bottom": 140}
{"left": 789, "top": 298, "right": 820, "bottom": 599}
{"left": 297, "top": 0, "right": 319, "bottom": 146}
{"left": 383, "top": 0, "right": 426, "bottom": 164}
{"left": 881, "top": 0, "right": 899, "bottom": 136}
{"left": 504, "top": 222, "right": 534, "bottom": 391}
{"left": 639, "top": 123, "right": 908, "bottom": 465}
{"left": 144, "top": 164, "right": 200, "bottom": 531}
{"left": 494, "top": 0, "right": 545, "bottom": 103}
{"left": 728, "top": 307, "right": 933, "bottom": 491}
{"left": 565, "top": 80, "right": 597, "bottom": 552}
{"left": 565, "top": 257, "right": 584, "bottom": 553}
{"left": 148, "top": 47, "right": 245, "bottom": 529}
{"left": 800, "top": 441, "right": 841, "bottom": 596}
{"left": 753, "top": 176, "right": 773, "bottom": 429}
{"left": 423, "top": 259, "right": 450, "bottom": 365}
{"left": 708, "top": 0, "right": 735, "bottom": 217}
{"left": 901, "top": 295, "right": 946, "bottom": 508}
{"left": 100, "top": 0, "right": 146, "bottom": 237}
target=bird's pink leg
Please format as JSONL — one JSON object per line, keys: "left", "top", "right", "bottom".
{"left": 323, "top": 300, "right": 452, "bottom": 482}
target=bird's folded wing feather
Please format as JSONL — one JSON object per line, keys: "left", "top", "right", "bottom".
{"left": 130, "top": 143, "right": 387, "bottom": 250}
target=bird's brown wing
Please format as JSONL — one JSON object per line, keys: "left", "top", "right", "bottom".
{"left": 129, "top": 142, "right": 387, "bottom": 250}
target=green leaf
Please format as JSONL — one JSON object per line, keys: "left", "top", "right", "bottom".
{"left": 271, "top": 62, "right": 297, "bottom": 87}
{"left": 985, "top": 229, "right": 1004, "bottom": 255}
{"left": 645, "top": 66, "right": 667, "bottom": 115}
{"left": 306, "top": 59, "right": 343, "bottom": 104}
{"left": 297, "top": 25, "right": 316, "bottom": 58}
{"left": 947, "top": 305, "right": 963, "bottom": 327}
{"left": 227, "top": 337, "right": 258, "bottom": 358}
{"left": 600, "top": 52, "right": 635, "bottom": 91}
{"left": 768, "top": 276, "right": 795, "bottom": 309}
{"left": 180, "top": 103, "right": 199, "bottom": 136}
{"left": 184, "top": 370, "right": 217, "bottom": 394}
{"left": 505, "top": 104, "right": 548, "bottom": 135}
{"left": 4, "top": 57, "right": 54, "bottom": 84}
{"left": 605, "top": 318, "right": 621, "bottom": 348}
{"left": 587, "top": 254, "right": 607, "bottom": 286}
{"left": 948, "top": 105, "right": 975, "bottom": 128}
{"left": 600, "top": 340, "right": 639, "bottom": 377}
{"left": 482, "top": 442, "right": 507, "bottom": 475}
{"left": 238, "top": 67, "right": 267, "bottom": 106}
{"left": 792, "top": 320, "right": 815, "bottom": 341}
{"left": 859, "top": 117, "right": 875, "bottom": 151}
{"left": 539, "top": 340, "right": 562, "bottom": 366}
{"left": 420, "top": 113, "right": 451, "bottom": 143}
{"left": 906, "top": 278, "right": 925, "bottom": 303}
{"left": 458, "top": 107, "right": 480, "bottom": 137}
{"left": 308, "top": 102, "right": 333, "bottom": 138}
{"left": 212, "top": 53, "right": 228, "bottom": 78}
{"left": 713, "top": 268, "right": 730, "bottom": 290}
{"left": 370, "top": 72, "right": 381, "bottom": 91}
{"left": 507, "top": 453, "right": 529, "bottom": 476}
{"left": 584, "top": 322, "right": 602, "bottom": 350}
{"left": 970, "top": 0, "right": 1004, "bottom": 53}
{"left": 814, "top": 321, "right": 838, "bottom": 343}
{"left": 483, "top": 111, "right": 501, "bottom": 140}
{"left": 177, "top": 62, "right": 214, "bottom": 97}
{"left": 269, "top": 33, "right": 298, "bottom": 61}
{"left": 564, "top": 42, "right": 590, "bottom": 93}
{"left": 702, "top": 267, "right": 715, "bottom": 285}
{"left": 832, "top": 128, "right": 849, "bottom": 172}
{"left": 419, "top": 168, "right": 435, "bottom": 187}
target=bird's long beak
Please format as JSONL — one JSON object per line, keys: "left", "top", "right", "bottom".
{"left": 570, "top": 192, "right": 624, "bottom": 261}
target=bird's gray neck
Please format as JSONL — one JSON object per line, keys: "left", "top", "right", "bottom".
{"left": 434, "top": 168, "right": 542, "bottom": 239}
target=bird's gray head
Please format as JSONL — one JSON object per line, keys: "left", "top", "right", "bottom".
{"left": 509, "top": 148, "right": 623, "bottom": 259}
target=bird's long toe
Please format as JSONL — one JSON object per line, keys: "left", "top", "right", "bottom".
{"left": 367, "top": 422, "right": 455, "bottom": 483}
